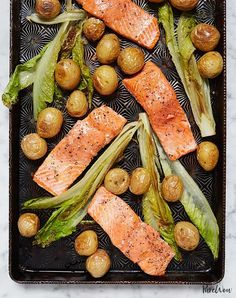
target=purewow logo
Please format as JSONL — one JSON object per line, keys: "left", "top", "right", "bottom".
{"left": 202, "top": 285, "right": 232, "bottom": 294}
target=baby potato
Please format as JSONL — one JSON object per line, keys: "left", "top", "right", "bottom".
{"left": 37, "top": 107, "right": 63, "bottom": 138}
{"left": 21, "top": 133, "right": 47, "bottom": 160}
{"left": 170, "top": 0, "right": 199, "bottom": 11}
{"left": 174, "top": 221, "right": 200, "bottom": 251}
{"left": 197, "top": 141, "right": 219, "bottom": 171}
{"left": 104, "top": 168, "right": 130, "bottom": 195}
{"left": 198, "top": 51, "right": 223, "bottom": 79}
{"left": 35, "top": 0, "right": 61, "bottom": 20}
{"left": 93, "top": 65, "right": 118, "bottom": 96}
{"left": 18, "top": 213, "right": 40, "bottom": 238}
{"left": 117, "top": 47, "right": 145, "bottom": 75}
{"left": 129, "top": 168, "right": 151, "bottom": 195}
{"left": 96, "top": 34, "right": 120, "bottom": 64}
{"left": 66, "top": 90, "right": 88, "bottom": 118}
{"left": 55, "top": 59, "right": 81, "bottom": 90}
{"left": 83, "top": 17, "right": 105, "bottom": 42}
{"left": 191, "top": 23, "right": 220, "bottom": 52}
{"left": 86, "top": 249, "right": 111, "bottom": 278}
{"left": 161, "top": 175, "right": 184, "bottom": 202}
{"left": 74, "top": 230, "right": 98, "bottom": 256}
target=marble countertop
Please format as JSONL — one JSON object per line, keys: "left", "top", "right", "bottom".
{"left": 0, "top": 0, "right": 235, "bottom": 297}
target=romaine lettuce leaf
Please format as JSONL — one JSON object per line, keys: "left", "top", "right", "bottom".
{"left": 158, "top": 3, "right": 216, "bottom": 137}
{"left": 153, "top": 134, "right": 219, "bottom": 259}
{"left": 72, "top": 23, "right": 93, "bottom": 108}
{"left": 2, "top": 44, "right": 49, "bottom": 107}
{"left": 138, "top": 113, "right": 181, "bottom": 261}
{"left": 33, "top": 21, "right": 70, "bottom": 119}
{"left": 27, "top": 10, "right": 86, "bottom": 25}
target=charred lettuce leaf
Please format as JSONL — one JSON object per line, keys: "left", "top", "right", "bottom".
{"left": 153, "top": 132, "right": 219, "bottom": 259}
{"left": 72, "top": 23, "right": 93, "bottom": 108}
{"left": 138, "top": 113, "right": 181, "bottom": 261}
{"left": 158, "top": 3, "right": 215, "bottom": 137}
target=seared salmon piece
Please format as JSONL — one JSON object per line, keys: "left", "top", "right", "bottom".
{"left": 33, "top": 106, "right": 126, "bottom": 195}
{"left": 88, "top": 186, "right": 175, "bottom": 276}
{"left": 123, "top": 61, "right": 197, "bottom": 160}
{"left": 77, "top": 0, "right": 160, "bottom": 49}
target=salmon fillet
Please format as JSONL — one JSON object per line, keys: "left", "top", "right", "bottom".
{"left": 77, "top": 0, "right": 160, "bottom": 49}
{"left": 33, "top": 106, "right": 126, "bottom": 195}
{"left": 88, "top": 186, "right": 175, "bottom": 276}
{"left": 123, "top": 61, "right": 197, "bottom": 160}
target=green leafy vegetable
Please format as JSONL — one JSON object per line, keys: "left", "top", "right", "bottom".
{"left": 60, "top": 25, "right": 79, "bottom": 59}
{"left": 138, "top": 113, "right": 181, "bottom": 261}
{"left": 27, "top": 10, "right": 86, "bottom": 25}
{"left": 72, "top": 23, "right": 93, "bottom": 108}
{"left": 153, "top": 133, "right": 219, "bottom": 259}
{"left": 66, "top": 0, "right": 73, "bottom": 12}
{"left": 158, "top": 3, "right": 215, "bottom": 137}
{"left": 32, "top": 21, "right": 70, "bottom": 119}
{"left": 23, "top": 121, "right": 140, "bottom": 247}
{"left": 2, "top": 44, "right": 49, "bottom": 107}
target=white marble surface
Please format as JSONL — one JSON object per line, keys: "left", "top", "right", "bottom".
{"left": 0, "top": 0, "right": 235, "bottom": 297}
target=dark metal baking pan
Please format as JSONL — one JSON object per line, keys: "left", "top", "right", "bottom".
{"left": 8, "top": 0, "right": 226, "bottom": 284}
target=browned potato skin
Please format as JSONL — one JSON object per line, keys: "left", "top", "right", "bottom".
{"left": 170, "top": 0, "right": 199, "bottom": 11}
{"left": 197, "top": 141, "right": 219, "bottom": 171}
{"left": 55, "top": 59, "right": 81, "bottom": 90}
{"left": 161, "top": 175, "right": 184, "bottom": 202}
{"left": 83, "top": 17, "right": 105, "bottom": 42}
{"left": 18, "top": 213, "right": 40, "bottom": 238}
{"left": 35, "top": 0, "right": 61, "bottom": 20}
{"left": 74, "top": 230, "right": 98, "bottom": 256}
{"left": 96, "top": 34, "right": 121, "bottom": 64}
{"left": 191, "top": 24, "right": 220, "bottom": 52}
{"left": 66, "top": 90, "right": 88, "bottom": 118}
{"left": 129, "top": 168, "right": 151, "bottom": 195}
{"left": 104, "top": 168, "right": 130, "bottom": 195}
{"left": 86, "top": 249, "right": 111, "bottom": 278}
{"left": 21, "top": 133, "right": 47, "bottom": 160}
{"left": 174, "top": 221, "right": 200, "bottom": 251}
{"left": 37, "top": 107, "right": 63, "bottom": 138}
{"left": 117, "top": 47, "right": 145, "bottom": 75}
{"left": 93, "top": 65, "right": 118, "bottom": 96}
{"left": 198, "top": 51, "right": 223, "bottom": 79}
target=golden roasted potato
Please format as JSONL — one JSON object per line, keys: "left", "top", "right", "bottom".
{"left": 104, "top": 168, "right": 130, "bottom": 195}
{"left": 86, "top": 249, "right": 111, "bottom": 278}
{"left": 161, "top": 175, "right": 184, "bottom": 202}
{"left": 83, "top": 17, "right": 105, "bottom": 42}
{"left": 170, "top": 0, "right": 199, "bottom": 11}
{"left": 174, "top": 221, "right": 200, "bottom": 251}
{"left": 66, "top": 90, "right": 88, "bottom": 118}
{"left": 74, "top": 230, "right": 98, "bottom": 256}
{"left": 93, "top": 65, "right": 118, "bottom": 96}
{"left": 129, "top": 168, "right": 151, "bottom": 195}
{"left": 18, "top": 213, "right": 40, "bottom": 238}
{"left": 198, "top": 51, "right": 223, "bottom": 79}
{"left": 37, "top": 107, "right": 63, "bottom": 138}
{"left": 55, "top": 59, "right": 81, "bottom": 90}
{"left": 191, "top": 23, "right": 220, "bottom": 52}
{"left": 117, "top": 47, "right": 145, "bottom": 75}
{"left": 35, "top": 0, "right": 61, "bottom": 20}
{"left": 96, "top": 34, "right": 120, "bottom": 64}
{"left": 21, "top": 133, "right": 47, "bottom": 160}
{"left": 197, "top": 141, "right": 219, "bottom": 171}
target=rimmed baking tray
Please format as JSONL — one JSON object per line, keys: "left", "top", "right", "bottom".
{"left": 9, "top": 0, "right": 226, "bottom": 284}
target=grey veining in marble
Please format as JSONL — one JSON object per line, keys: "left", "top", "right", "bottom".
{"left": 0, "top": 0, "right": 235, "bottom": 297}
